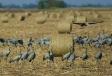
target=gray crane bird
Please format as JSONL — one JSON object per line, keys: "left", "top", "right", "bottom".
{"left": 94, "top": 41, "right": 102, "bottom": 50}
{"left": 101, "top": 30, "right": 110, "bottom": 40}
{"left": 28, "top": 46, "right": 36, "bottom": 63}
{"left": 21, "top": 46, "right": 30, "bottom": 64}
{"left": 62, "top": 46, "right": 73, "bottom": 66}
{"left": 82, "top": 33, "right": 91, "bottom": 48}
{"left": 0, "top": 46, "right": 11, "bottom": 64}
{"left": 81, "top": 48, "right": 88, "bottom": 67}
{"left": 90, "top": 31, "right": 100, "bottom": 43}
{"left": 8, "top": 37, "right": 18, "bottom": 47}
{"left": 9, "top": 51, "right": 22, "bottom": 64}
{"left": 26, "top": 41, "right": 32, "bottom": 48}
{"left": 28, "top": 37, "right": 32, "bottom": 42}
{"left": 0, "top": 38, "right": 8, "bottom": 46}
{"left": 69, "top": 53, "right": 76, "bottom": 67}
{"left": 17, "top": 35, "right": 24, "bottom": 48}
{"left": 43, "top": 49, "right": 54, "bottom": 63}
{"left": 95, "top": 48, "right": 102, "bottom": 70}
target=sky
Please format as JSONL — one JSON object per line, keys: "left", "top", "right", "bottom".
{"left": 0, "top": 0, "right": 112, "bottom": 6}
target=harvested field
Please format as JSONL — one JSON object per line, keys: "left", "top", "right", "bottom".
{"left": 0, "top": 8, "right": 112, "bottom": 76}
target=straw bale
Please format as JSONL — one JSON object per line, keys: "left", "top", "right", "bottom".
{"left": 58, "top": 21, "right": 72, "bottom": 33}
{"left": 95, "top": 14, "right": 102, "bottom": 18}
{"left": 57, "top": 13, "right": 63, "bottom": 18}
{"left": 25, "top": 12, "right": 31, "bottom": 16}
{"left": 4, "top": 12, "right": 9, "bottom": 16}
{"left": 75, "top": 11, "right": 79, "bottom": 14}
{"left": 45, "top": 11, "right": 48, "bottom": 14}
{"left": 17, "top": 15, "right": 25, "bottom": 21}
{"left": 77, "top": 12, "right": 83, "bottom": 16}
{"left": 86, "top": 15, "right": 97, "bottom": 22}
{"left": 1, "top": 16, "right": 8, "bottom": 23}
{"left": 49, "top": 13, "right": 57, "bottom": 18}
{"left": 60, "top": 11, "right": 65, "bottom": 14}
{"left": 69, "top": 11, "right": 74, "bottom": 15}
{"left": 86, "top": 15, "right": 104, "bottom": 23}
{"left": 109, "top": 14, "right": 112, "bottom": 19}
{"left": 39, "top": 11, "right": 45, "bottom": 15}
{"left": 50, "top": 34, "right": 73, "bottom": 57}
{"left": 9, "top": 13, "right": 15, "bottom": 18}
{"left": 88, "top": 11, "right": 95, "bottom": 15}
{"left": 73, "top": 12, "right": 77, "bottom": 17}
{"left": 65, "top": 15, "right": 74, "bottom": 23}
{"left": 75, "top": 16, "right": 86, "bottom": 23}
{"left": 36, "top": 15, "right": 47, "bottom": 24}
{"left": 45, "top": 13, "right": 50, "bottom": 18}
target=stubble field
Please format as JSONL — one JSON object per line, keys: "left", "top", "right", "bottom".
{"left": 0, "top": 8, "right": 112, "bottom": 76}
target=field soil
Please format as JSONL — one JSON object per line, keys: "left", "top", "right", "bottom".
{"left": 0, "top": 9, "right": 112, "bottom": 76}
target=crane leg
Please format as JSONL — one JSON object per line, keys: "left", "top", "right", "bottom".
{"left": 97, "top": 59, "right": 99, "bottom": 71}
{"left": 3, "top": 43, "right": 5, "bottom": 46}
{"left": 110, "top": 46, "right": 112, "bottom": 51}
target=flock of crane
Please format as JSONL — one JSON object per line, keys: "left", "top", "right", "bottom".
{"left": 0, "top": 30, "right": 112, "bottom": 70}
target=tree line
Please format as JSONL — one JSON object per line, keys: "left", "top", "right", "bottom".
{"left": 0, "top": 0, "right": 112, "bottom": 9}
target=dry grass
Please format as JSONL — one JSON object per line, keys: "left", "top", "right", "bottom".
{"left": 0, "top": 9, "right": 112, "bottom": 76}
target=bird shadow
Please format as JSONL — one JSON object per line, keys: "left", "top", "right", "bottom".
{"left": 61, "top": 66, "right": 71, "bottom": 70}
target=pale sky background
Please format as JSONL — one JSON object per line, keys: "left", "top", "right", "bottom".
{"left": 0, "top": 0, "right": 112, "bottom": 5}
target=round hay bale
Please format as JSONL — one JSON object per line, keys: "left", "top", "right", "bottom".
{"left": 73, "top": 12, "right": 77, "bottom": 17}
{"left": 77, "top": 12, "right": 83, "bottom": 16}
{"left": 109, "top": 14, "right": 112, "bottom": 19}
{"left": 45, "top": 13, "right": 50, "bottom": 18}
{"left": 50, "top": 34, "right": 73, "bottom": 57}
{"left": 9, "top": 13, "right": 15, "bottom": 18}
{"left": 4, "top": 12, "right": 9, "bottom": 16}
{"left": 60, "top": 11, "right": 65, "bottom": 14}
{"left": 17, "top": 15, "right": 25, "bottom": 21}
{"left": 69, "top": 11, "right": 74, "bottom": 15}
{"left": 45, "top": 11, "right": 48, "bottom": 14}
{"left": 39, "top": 11, "right": 45, "bottom": 15}
{"left": 87, "top": 15, "right": 103, "bottom": 23}
{"left": 1, "top": 16, "right": 8, "bottom": 23}
{"left": 65, "top": 15, "right": 74, "bottom": 23}
{"left": 58, "top": 21, "right": 72, "bottom": 33}
{"left": 86, "top": 15, "right": 97, "bottom": 22}
{"left": 36, "top": 15, "right": 47, "bottom": 24}
{"left": 75, "top": 16, "right": 86, "bottom": 23}
{"left": 88, "top": 11, "right": 95, "bottom": 15}
{"left": 25, "top": 12, "right": 31, "bottom": 16}
{"left": 49, "top": 13, "right": 57, "bottom": 18}
{"left": 57, "top": 13, "right": 63, "bottom": 18}
{"left": 75, "top": 11, "right": 79, "bottom": 14}
{"left": 95, "top": 14, "right": 102, "bottom": 18}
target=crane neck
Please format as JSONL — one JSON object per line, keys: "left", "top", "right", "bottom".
{"left": 100, "top": 47, "right": 102, "bottom": 52}
{"left": 85, "top": 48, "right": 87, "bottom": 54}
{"left": 27, "top": 47, "right": 30, "bottom": 52}
{"left": 9, "top": 47, "right": 11, "bottom": 51}
{"left": 87, "top": 33, "right": 89, "bottom": 39}
{"left": 103, "top": 30, "right": 105, "bottom": 35}
{"left": 20, "top": 35, "right": 22, "bottom": 39}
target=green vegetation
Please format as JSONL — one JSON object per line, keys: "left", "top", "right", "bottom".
{"left": 37, "top": 0, "right": 67, "bottom": 9}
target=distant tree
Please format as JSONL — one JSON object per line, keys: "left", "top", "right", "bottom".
{"left": 22, "top": 3, "right": 36, "bottom": 8}
{"left": 37, "top": 0, "right": 45, "bottom": 9}
{"left": 55, "top": 0, "right": 67, "bottom": 8}
{"left": 7, "top": 4, "right": 20, "bottom": 8}
{"left": 37, "top": 0, "right": 67, "bottom": 9}
{"left": 0, "top": 3, "right": 3, "bottom": 8}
